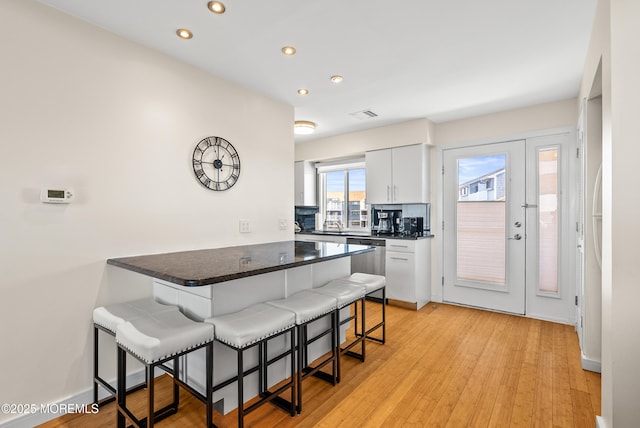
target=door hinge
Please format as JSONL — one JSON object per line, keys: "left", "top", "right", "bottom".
{"left": 576, "top": 147, "right": 580, "bottom": 158}
{"left": 442, "top": 276, "right": 444, "bottom": 286}
{"left": 442, "top": 221, "right": 445, "bottom": 231}
{"left": 441, "top": 165, "right": 445, "bottom": 175}
{"left": 575, "top": 295, "right": 578, "bottom": 306}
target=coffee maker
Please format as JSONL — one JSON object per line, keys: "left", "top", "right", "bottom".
{"left": 377, "top": 211, "right": 394, "bottom": 234}
{"left": 372, "top": 208, "right": 402, "bottom": 235}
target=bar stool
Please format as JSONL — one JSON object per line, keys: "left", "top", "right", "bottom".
{"left": 266, "top": 290, "right": 338, "bottom": 413}
{"left": 309, "top": 280, "right": 366, "bottom": 382}
{"left": 92, "top": 298, "right": 180, "bottom": 406}
{"left": 345, "top": 273, "right": 386, "bottom": 344}
{"left": 205, "top": 303, "right": 296, "bottom": 428}
{"left": 115, "top": 310, "right": 215, "bottom": 428}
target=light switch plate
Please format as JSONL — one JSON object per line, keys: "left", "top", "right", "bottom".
{"left": 278, "top": 218, "right": 288, "bottom": 230}
{"left": 239, "top": 219, "right": 251, "bottom": 233}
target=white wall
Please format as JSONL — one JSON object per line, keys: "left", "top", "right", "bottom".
{"left": 0, "top": 1, "right": 293, "bottom": 423}
{"left": 435, "top": 98, "right": 578, "bottom": 146}
{"left": 580, "top": 0, "right": 640, "bottom": 426}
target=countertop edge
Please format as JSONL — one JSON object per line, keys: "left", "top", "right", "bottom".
{"left": 107, "top": 243, "right": 374, "bottom": 287}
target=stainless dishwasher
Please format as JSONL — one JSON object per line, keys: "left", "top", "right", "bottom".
{"left": 347, "top": 237, "right": 386, "bottom": 300}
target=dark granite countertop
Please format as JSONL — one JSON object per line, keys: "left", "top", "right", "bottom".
{"left": 107, "top": 240, "right": 374, "bottom": 287}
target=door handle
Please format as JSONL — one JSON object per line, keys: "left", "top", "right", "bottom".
{"left": 508, "top": 234, "right": 522, "bottom": 240}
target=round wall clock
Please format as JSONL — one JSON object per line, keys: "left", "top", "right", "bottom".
{"left": 192, "top": 136, "right": 241, "bottom": 191}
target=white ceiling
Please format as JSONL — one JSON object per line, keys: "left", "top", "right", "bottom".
{"left": 39, "top": 0, "right": 597, "bottom": 143}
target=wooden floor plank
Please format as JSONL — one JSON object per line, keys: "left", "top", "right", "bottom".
{"left": 37, "top": 302, "right": 600, "bottom": 428}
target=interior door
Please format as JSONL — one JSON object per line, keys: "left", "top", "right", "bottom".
{"left": 443, "top": 141, "right": 526, "bottom": 314}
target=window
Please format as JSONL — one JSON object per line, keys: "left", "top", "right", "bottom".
{"left": 317, "top": 160, "right": 367, "bottom": 230}
{"left": 456, "top": 154, "right": 507, "bottom": 284}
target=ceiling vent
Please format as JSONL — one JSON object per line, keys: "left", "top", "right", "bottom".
{"left": 349, "top": 109, "right": 379, "bottom": 120}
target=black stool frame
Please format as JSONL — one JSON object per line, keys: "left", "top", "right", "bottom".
{"left": 336, "top": 295, "right": 366, "bottom": 382}
{"left": 213, "top": 326, "right": 296, "bottom": 428}
{"left": 93, "top": 323, "right": 147, "bottom": 406}
{"left": 116, "top": 341, "right": 214, "bottom": 428}
{"left": 355, "top": 287, "right": 386, "bottom": 344}
{"left": 295, "top": 309, "right": 338, "bottom": 413}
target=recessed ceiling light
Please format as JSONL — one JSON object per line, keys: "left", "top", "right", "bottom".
{"left": 294, "top": 121, "right": 316, "bottom": 135}
{"left": 330, "top": 75, "right": 344, "bottom": 83}
{"left": 207, "top": 1, "right": 226, "bottom": 14}
{"left": 281, "top": 46, "right": 297, "bottom": 56}
{"left": 176, "top": 29, "right": 193, "bottom": 39}
{"left": 297, "top": 88, "right": 309, "bottom": 96}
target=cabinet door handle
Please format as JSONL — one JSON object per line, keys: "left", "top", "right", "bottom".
{"left": 390, "top": 245, "right": 409, "bottom": 249}
{"left": 394, "top": 185, "right": 398, "bottom": 202}
{"left": 387, "top": 185, "right": 391, "bottom": 202}
{"left": 390, "top": 256, "right": 409, "bottom": 261}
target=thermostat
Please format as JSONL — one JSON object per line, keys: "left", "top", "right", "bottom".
{"left": 40, "top": 188, "right": 74, "bottom": 204}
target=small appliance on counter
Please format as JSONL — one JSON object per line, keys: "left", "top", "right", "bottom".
{"left": 294, "top": 205, "right": 319, "bottom": 232}
{"left": 401, "top": 217, "right": 424, "bottom": 237}
{"left": 371, "top": 207, "right": 402, "bottom": 236}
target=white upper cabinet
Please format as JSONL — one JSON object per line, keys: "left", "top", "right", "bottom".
{"left": 294, "top": 161, "right": 316, "bottom": 206}
{"left": 364, "top": 149, "right": 393, "bottom": 204}
{"left": 365, "top": 144, "right": 430, "bottom": 204}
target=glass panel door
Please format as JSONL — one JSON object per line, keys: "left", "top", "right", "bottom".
{"left": 443, "top": 141, "right": 526, "bottom": 315}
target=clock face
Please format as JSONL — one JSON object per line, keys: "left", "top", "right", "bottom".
{"left": 192, "top": 136, "right": 241, "bottom": 191}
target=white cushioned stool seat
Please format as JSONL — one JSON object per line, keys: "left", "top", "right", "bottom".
{"left": 115, "top": 310, "right": 215, "bottom": 428}
{"left": 346, "top": 273, "right": 386, "bottom": 293}
{"left": 93, "top": 298, "right": 179, "bottom": 334}
{"left": 92, "top": 297, "right": 180, "bottom": 407}
{"left": 266, "top": 290, "right": 337, "bottom": 324}
{"left": 310, "top": 280, "right": 366, "bottom": 308}
{"left": 205, "top": 303, "right": 295, "bottom": 348}
{"left": 116, "top": 310, "right": 214, "bottom": 363}
{"left": 205, "top": 303, "right": 297, "bottom": 427}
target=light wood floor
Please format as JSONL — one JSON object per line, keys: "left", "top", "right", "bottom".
{"left": 39, "top": 302, "right": 600, "bottom": 427}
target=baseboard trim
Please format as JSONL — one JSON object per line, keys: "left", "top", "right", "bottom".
{"left": 581, "top": 354, "right": 602, "bottom": 373}
{"left": 387, "top": 299, "right": 418, "bottom": 310}
{"left": 0, "top": 369, "right": 145, "bottom": 428}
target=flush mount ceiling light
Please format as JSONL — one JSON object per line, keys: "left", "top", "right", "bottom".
{"left": 330, "top": 75, "right": 344, "bottom": 83}
{"left": 176, "top": 28, "right": 193, "bottom": 39}
{"left": 294, "top": 121, "right": 316, "bottom": 135}
{"left": 281, "top": 46, "right": 297, "bottom": 56}
{"left": 297, "top": 88, "right": 309, "bottom": 96}
{"left": 207, "top": 1, "right": 226, "bottom": 14}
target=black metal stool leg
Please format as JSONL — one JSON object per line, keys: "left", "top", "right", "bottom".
{"left": 148, "top": 365, "right": 155, "bottom": 428}
{"left": 206, "top": 343, "right": 213, "bottom": 428}
{"left": 116, "top": 346, "right": 126, "bottom": 428}
{"left": 237, "top": 348, "right": 244, "bottom": 428}
{"left": 93, "top": 326, "right": 99, "bottom": 404}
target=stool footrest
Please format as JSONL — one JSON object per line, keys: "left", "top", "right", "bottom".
{"left": 116, "top": 401, "right": 179, "bottom": 428}
{"left": 309, "top": 368, "right": 338, "bottom": 384}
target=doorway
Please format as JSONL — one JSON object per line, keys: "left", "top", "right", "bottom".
{"left": 443, "top": 133, "right": 575, "bottom": 323}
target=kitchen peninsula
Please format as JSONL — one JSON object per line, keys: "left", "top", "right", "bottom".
{"left": 106, "top": 240, "right": 373, "bottom": 413}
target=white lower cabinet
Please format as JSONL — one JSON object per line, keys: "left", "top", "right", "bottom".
{"left": 385, "top": 239, "right": 430, "bottom": 310}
